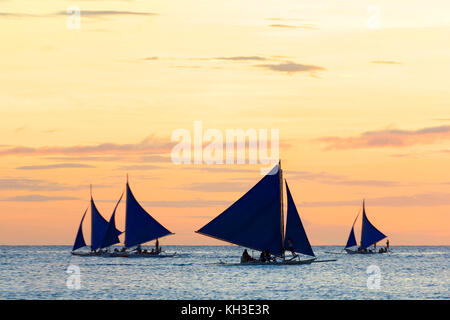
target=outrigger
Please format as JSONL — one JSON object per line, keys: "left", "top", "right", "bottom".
{"left": 71, "top": 177, "right": 175, "bottom": 258}
{"left": 196, "top": 161, "right": 332, "bottom": 265}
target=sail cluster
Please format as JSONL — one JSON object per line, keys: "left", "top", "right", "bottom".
{"left": 72, "top": 183, "right": 173, "bottom": 251}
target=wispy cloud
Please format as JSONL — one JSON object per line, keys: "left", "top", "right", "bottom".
{"left": 288, "top": 171, "right": 399, "bottom": 187}
{"left": 140, "top": 199, "right": 230, "bottom": 208}
{"left": 0, "top": 12, "right": 41, "bottom": 18}
{"left": 214, "top": 56, "right": 268, "bottom": 61}
{"left": 269, "top": 24, "right": 317, "bottom": 30}
{"left": 0, "top": 10, "right": 157, "bottom": 21}
{"left": 255, "top": 61, "right": 326, "bottom": 75}
{"left": 55, "top": 10, "right": 157, "bottom": 17}
{"left": 181, "top": 181, "right": 251, "bottom": 192}
{"left": 371, "top": 60, "right": 402, "bottom": 65}
{"left": 0, "top": 135, "right": 173, "bottom": 157}
{"left": 300, "top": 193, "right": 450, "bottom": 207}
{"left": 317, "top": 125, "right": 450, "bottom": 150}
{"left": 0, "top": 178, "right": 105, "bottom": 191}
{"left": 16, "top": 163, "right": 95, "bottom": 170}
{"left": 45, "top": 156, "right": 125, "bottom": 162}
{"left": 139, "top": 155, "right": 172, "bottom": 163}
{"left": 116, "top": 164, "right": 161, "bottom": 171}
{"left": 1, "top": 195, "right": 81, "bottom": 202}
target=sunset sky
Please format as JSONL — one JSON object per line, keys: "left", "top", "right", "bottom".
{"left": 1, "top": 0, "right": 449, "bottom": 246}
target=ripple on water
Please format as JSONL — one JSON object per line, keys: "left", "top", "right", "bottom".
{"left": 0, "top": 245, "right": 448, "bottom": 299}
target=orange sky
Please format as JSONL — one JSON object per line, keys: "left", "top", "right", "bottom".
{"left": 0, "top": 0, "right": 449, "bottom": 246}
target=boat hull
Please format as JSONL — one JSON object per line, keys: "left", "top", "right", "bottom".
{"left": 345, "top": 248, "right": 389, "bottom": 254}
{"left": 240, "top": 257, "right": 317, "bottom": 265}
{"left": 71, "top": 251, "right": 176, "bottom": 258}
{"left": 71, "top": 251, "right": 102, "bottom": 257}
{"left": 106, "top": 252, "right": 177, "bottom": 258}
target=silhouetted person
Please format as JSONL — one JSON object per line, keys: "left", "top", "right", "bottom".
{"left": 155, "top": 238, "right": 161, "bottom": 254}
{"left": 241, "top": 249, "right": 255, "bottom": 263}
{"left": 287, "top": 238, "right": 296, "bottom": 257}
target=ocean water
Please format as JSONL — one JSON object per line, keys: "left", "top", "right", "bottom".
{"left": 0, "top": 246, "right": 448, "bottom": 300}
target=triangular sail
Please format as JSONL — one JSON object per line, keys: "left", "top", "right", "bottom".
{"left": 124, "top": 182, "right": 172, "bottom": 248}
{"left": 91, "top": 197, "right": 109, "bottom": 250}
{"left": 72, "top": 208, "right": 87, "bottom": 251}
{"left": 100, "top": 192, "right": 124, "bottom": 249}
{"left": 345, "top": 212, "right": 359, "bottom": 248}
{"left": 360, "top": 201, "right": 386, "bottom": 250}
{"left": 196, "top": 164, "right": 284, "bottom": 256}
{"left": 284, "top": 181, "right": 315, "bottom": 257}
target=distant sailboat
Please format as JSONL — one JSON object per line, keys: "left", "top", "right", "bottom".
{"left": 71, "top": 179, "right": 175, "bottom": 258}
{"left": 196, "top": 161, "right": 317, "bottom": 265}
{"left": 115, "top": 178, "right": 175, "bottom": 257}
{"left": 344, "top": 200, "right": 389, "bottom": 254}
{"left": 72, "top": 186, "right": 119, "bottom": 256}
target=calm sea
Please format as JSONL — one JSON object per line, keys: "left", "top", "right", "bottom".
{"left": 0, "top": 246, "right": 448, "bottom": 300}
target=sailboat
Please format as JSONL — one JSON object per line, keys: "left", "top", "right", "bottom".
{"left": 344, "top": 200, "right": 389, "bottom": 254}
{"left": 196, "top": 161, "right": 317, "bottom": 265}
{"left": 72, "top": 186, "right": 120, "bottom": 256}
{"left": 71, "top": 179, "right": 175, "bottom": 258}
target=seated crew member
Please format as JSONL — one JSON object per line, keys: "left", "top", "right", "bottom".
{"left": 154, "top": 238, "right": 162, "bottom": 254}
{"left": 264, "top": 249, "right": 274, "bottom": 262}
{"left": 241, "top": 249, "right": 255, "bottom": 263}
{"left": 287, "top": 238, "right": 297, "bottom": 258}
{"left": 259, "top": 251, "right": 266, "bottom": 262}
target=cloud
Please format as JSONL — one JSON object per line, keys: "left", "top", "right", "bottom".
{"left": 371, "top": 60, "right": 402, "bottom": 65}
{"left": 140, "top": 199, "right": 230, "bottom": 208}
{"left": 116, "top": 164, "right": 161, "bottom": 171}
{"left": 300, "top": 193, "right": 450, "bottom": 207}
{"left": 181, "top": 181, "right": 251, "bottom": 192}
{"left": 1, "top": 195, "right": 81, "bottom": 202}
{"left": 16, "top": 163, "right": 95, "bottom": 170}
{"left": 56, "top": 10, "right": 157, "bottom": 17}
{"left": 0, "top": 12, "right": 41, "bottom": 18}
{"left": 0, "top": 10, "right": 157, "bottom": 20}
{"left": 214, "top": 56, "right": 268, "bottom": 61}
{"left": 178, "top": 166, "right": 259, "bottom": 174}
{"left": 0, "top": 178, "right": 106, "bottom": 191}
{"left": 45, "top": 156, "right": 125, "bottom": 162}
{"left": 255, "top": 61, "right": 326, "bottom": 75}
{"left": 288, "top": 171, "right": 399, "bottom": 187}
{"left": 0, "top": 135, "right": 173, "bottom": 157}
{"left": 317, "top": 125, "right": 450, "bottom": 150}
{"left": 139, "top": 155, "right": 172, "bottom": 163}
{"left": 269, "top": 24, "right": 317, "bottom": 30}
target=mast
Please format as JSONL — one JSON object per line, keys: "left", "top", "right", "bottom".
{"left": 360, "top": 199, "right": 364, "bottom": 247}
{"left": 279, "top": 160, "right": 285, "bottom": 259}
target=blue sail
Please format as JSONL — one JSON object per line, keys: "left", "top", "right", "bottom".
{"left": 100, "top": 192, "right": 124, "bottom": 249}
{"left": 196, "top": 164, "right": 284, "bottom": 256}
{"left": 125, "top": 182, "right": 173, "bottom": 248}
{"left": 360, "top": 201, "right": 387, "bottom": 250}
{"left": 345, "top": 213, "right": 359, "bottom": 248}
{"left": 91, "top": 198, "right": 109, "bottom": 250}
{"left": 284, "top": 181, "right": 315, "bottom": 257}
{"left": 345, "top": 227, "right": 357, "bottom": 248}
{"left": 72, "top": 208, "right": 87, "bottom": 251}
